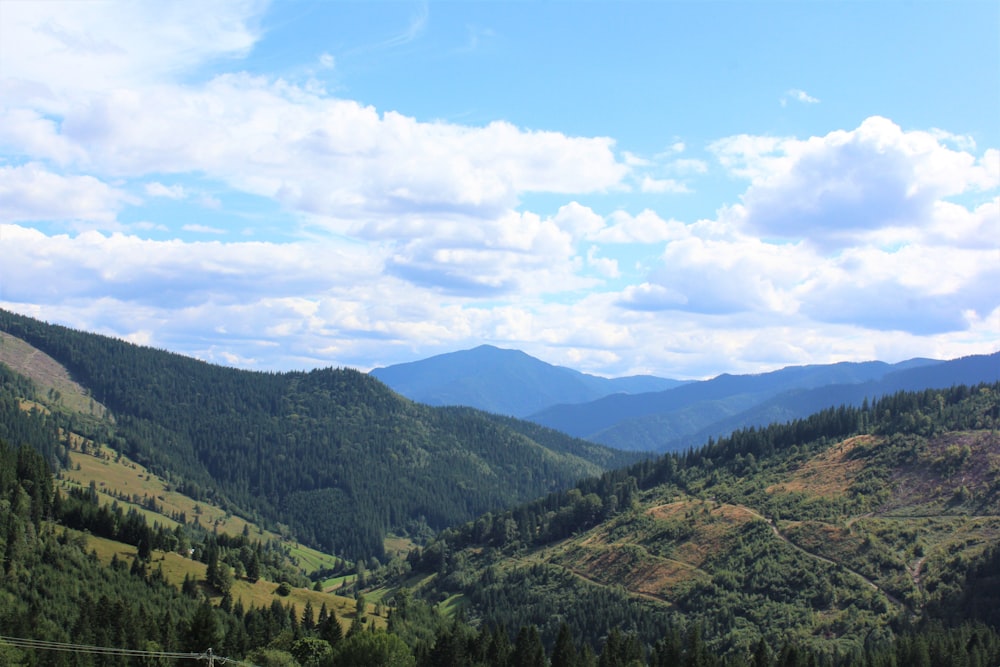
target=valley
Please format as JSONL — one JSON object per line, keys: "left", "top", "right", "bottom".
{"left": 1, "top": 308, "right": 998, "bottom": 666}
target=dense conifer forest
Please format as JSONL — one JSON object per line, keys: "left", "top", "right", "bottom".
{"left": 1, "top": 309, "right": 998, "bottom": 665}
{"left": 0, "top": 309, "right": 635, "bottom": 558}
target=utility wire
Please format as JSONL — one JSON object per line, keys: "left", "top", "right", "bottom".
{"left": 0, "top": 635, "right": 260, "bottom": 665}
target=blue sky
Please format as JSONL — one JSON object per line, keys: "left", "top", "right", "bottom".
{"left": 1, "top": 1, "right": 997, "bottom": 379}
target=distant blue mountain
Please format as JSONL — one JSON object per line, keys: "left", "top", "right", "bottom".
{"left": 651, "top": 351, "right": 1000, "bottom": 453}
{"left": 370, "top": 344, "right": 685, "bottom": 417}
{"left": 534, "top": 352, "right": 999, "bottom": 452}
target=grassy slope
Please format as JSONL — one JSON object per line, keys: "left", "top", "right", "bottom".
{"left": 0, "top": 330, "right": 107, "bottom": 417}
{"left": 532, "top": 429, "right": 999, "bottom": 609}
{"left": 405, "top": 416, "right": 1000, "bottom": 656}
{"left": 80, "top": 531, "right": 383, "bottom": 631}
{"left": 60, "top": 437, "right": 342, "bottom": 571}
{"left": 0, "top": 335, "right": 372, "bottom": 616}
{"left": 1, "top": 328, "right": 411, "bottom": 564}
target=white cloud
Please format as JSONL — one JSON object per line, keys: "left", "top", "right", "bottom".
{"left": 383, "top": 209, "right": 596, "bottom": 297}
{"left": 0, "top": 0, "right": 264, "bottom": 94}
{"left": 592, "top": 209, "right": 686, "bottom": 244}
{"left": 586, "top": 246, "right": 620, "bottom": 279}
{"left": 0, "top": 223, "right": 383, "bottom": 306}
{"left": 0, "top": 0, "right": 996, "bottom": 381}
{"left": 781, "top": 88, "right": 820, "bottom": 106}
{"left": 145, "top": 182, "right": 187, "bottom": 199}
{"left": 640, "top": 176, "right": 690, "bottom": 194}
{"left": 711, "top": 116, "right": 999, "bottom": 249}
{"left": 552, "top": 202, "right": 606, "bottom": 240}
{"left": 622, "top": 151, "right": 653, "bottom": 167}
{"left": 3, "top": 75, "right": 627, "bottom": 225}
{"left": 663, "top": 158, "right": 708, "bottom": 176}
{"left": 0, "top": 163, "right": 132, "bottom": 226}
{"left": 182, "top": 224, "right": 226, "bottom": 235}
{"left": 199, "top": 194, "right": 222, "bottom": 210}
{"left": 615, "top": 117, "right": 1000, "bottom": 341}
{"left": 620, "top": 234, "right": 809, "bottom": 316}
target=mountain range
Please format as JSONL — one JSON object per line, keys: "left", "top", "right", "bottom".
{"left": 370, "top": 344, "right": 685, "bottom": 416}
{"left": 2, "top": 306, "right": 999, "bottom": 664}
{"left": 374, "top": 346, "right": 1000, "bottom": 451}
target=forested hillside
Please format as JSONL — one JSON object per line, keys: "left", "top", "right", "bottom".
{"left": 0, "top": 309, "right": 636, "bottom": 559}
{"left": 0, "top": 386, "right": 401, "bottom": 667}
{"left": 3, "top": 338, "right": 999, "bottom": 664}
{"left": 390, "top": 383, "right": 1000, "bottom": 664}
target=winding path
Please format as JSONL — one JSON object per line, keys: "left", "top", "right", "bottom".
{"left": 734, "top": 503, "right": 911, "bottom": 613}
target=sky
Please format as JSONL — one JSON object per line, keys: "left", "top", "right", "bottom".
{"left": 0, "top": 1, "right": 997, "bottom": 380}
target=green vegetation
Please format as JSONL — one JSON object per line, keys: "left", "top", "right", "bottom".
{"left": 1, "top": 307, "right": 999, "bottom": 665}
{"left": 392, "top": 384, "right": 1000, "bottom": 663}
{"left": 0, "top": 308, "right": 636, "bottom": 559}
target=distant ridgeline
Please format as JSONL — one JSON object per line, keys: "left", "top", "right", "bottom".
{"left": 0, "top": 308, "right": 637, "bottom": 559}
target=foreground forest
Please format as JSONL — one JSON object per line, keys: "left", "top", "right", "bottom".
{"left": 1, "top": 308, "right": 998, "bottom": 665}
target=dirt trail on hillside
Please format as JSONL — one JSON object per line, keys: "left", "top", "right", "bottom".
{"left": 732, "top": 503, "right": 911, "bottom": 614}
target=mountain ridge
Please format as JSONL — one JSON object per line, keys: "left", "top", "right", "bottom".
{"left": 370, "top": 344, "right": 685, "bottom": 417}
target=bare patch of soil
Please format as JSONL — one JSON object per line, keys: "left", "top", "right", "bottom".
{"left": 769, "top": 434, "right": 873, "bottom": 497}
{"left": 0, "top": 331, "right": 107, "bottom": 416}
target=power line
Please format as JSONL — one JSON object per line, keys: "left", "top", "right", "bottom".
{"left": 0, "top": 635, "right": 260, "bottom": 665}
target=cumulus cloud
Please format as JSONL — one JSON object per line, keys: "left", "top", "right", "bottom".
{"left": 640, "top": 176, "right": 690, "bottom": 194}
{"left": 619, "top": 117, "right": 1000, "bottom": 341}
{"left": 0, "top": 0, "right": 263, "bottom": 94}
{"left": 712, "top": 117, "right": 999, "bottom": 249}
{"left": 3, "top": 75, "right": 628, "bottom": 226}
{"left": 592, "top": 209, "right": 686, "bottom": 244}
{"left": 620, "top": 234, "right": 808, "bottom": 315}
{"left": 0, "top": 224, "right": 382, "bottom": 307}
{"left": 0, "top": 0, "right": 996, "bottom": 380}
{"left": 0, "top": 163, "right": 132, "bottom": 225}
{"left": 586, "top": 246, "right": 620, "bottom": 278}
{"left": 383, "top": 209, "right": 597, "bottom": 297}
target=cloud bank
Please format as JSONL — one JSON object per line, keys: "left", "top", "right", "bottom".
{"left": 0, "top": 2, "right": 996, "bottom": 379}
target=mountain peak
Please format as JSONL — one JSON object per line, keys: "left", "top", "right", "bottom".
{"left": 370, "top": 346, "right": 682, "bottom": 417}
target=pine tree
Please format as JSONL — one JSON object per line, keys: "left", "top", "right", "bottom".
{"left": 552, "top": 622, "right": 579, "bottom": 667}
{"left": 513, "top": 625, "right": 546, "bottom": 667}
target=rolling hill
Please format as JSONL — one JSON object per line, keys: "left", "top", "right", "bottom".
{"left": 0, "top": 308, "right": 637, "bottom": 560}
{"left": 370, "top": 344, "right": 684, "bottom": 417}
{"left": 392, "top": 383, "right": 1000, "bottom": 660}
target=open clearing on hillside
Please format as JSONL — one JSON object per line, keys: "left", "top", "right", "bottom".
{"left": 59, "top": 440, "right": 341, "bottom": 574}
{"left": 768, "top": 434, "right": 872, "bottom": 497}
{"left": 76, "top": 529, "right": 378, "bottom": 629}
{"left": 0, "top": 331, "right": 107, "bottom": 416}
